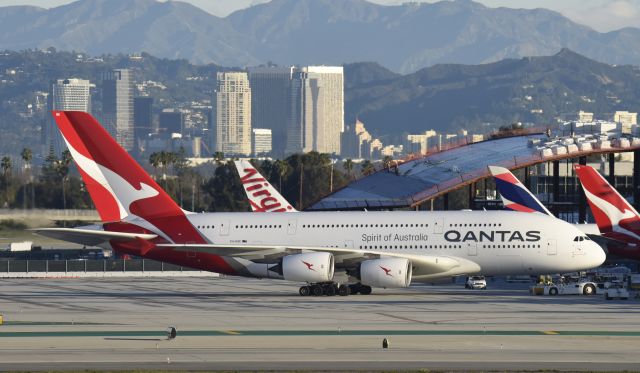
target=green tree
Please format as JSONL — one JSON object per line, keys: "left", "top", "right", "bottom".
{"left": 343, "top": 158, "right": 354, "bottom": 180}
{"left": 202, "top": 161, "right": 249, "bottom": 212}
{"left": 149, "top": 152, "right": 161, "bottom": 177}
{"left": 58, "top": 150, "right": 73, "bottom": 210}
{"left": 213, "top": 151, "right": 225, "bottom": 165}
{"left": 280, "top": 152, "right": 348, "bottom": 210}
{"left": 274, "top": 159, "right": 291, "bottom": 193}
{"left": 21, "top": 148, "right": 33, "bottom": 208}
{"left": 383, "top": 155, "right": 393, "bottom": 170}
{"left": 361, "top": 160, "right": 375, "bottom": 176}
{"left": 1, "top": 156, "right": 11, "bottom": 177}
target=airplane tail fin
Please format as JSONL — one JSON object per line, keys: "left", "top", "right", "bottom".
{"left": 488, "top": 165, "right": 552, "bottom": 215}
{"left": 234, "top": 160, "right": 297, "bottom": 212}
{"left": 52, "top": 111, "right": 204, "bottom": 243}
{"left": 574, "top": 164, "right": 640, "bottom": 239}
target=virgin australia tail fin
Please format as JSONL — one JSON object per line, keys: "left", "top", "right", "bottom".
{"left": 234, "top": 160, "right": 297, "bottom": 212}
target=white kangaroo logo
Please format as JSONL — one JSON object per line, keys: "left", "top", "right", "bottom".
{"left": 582, "top": 177, "right": 640, "bottom": 241}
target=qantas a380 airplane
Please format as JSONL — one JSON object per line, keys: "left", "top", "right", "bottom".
{"left": 35, "top": 111, "right": 605, "bottom": 296}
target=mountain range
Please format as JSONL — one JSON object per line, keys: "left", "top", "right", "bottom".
{"left": 346, "top": 49, "right": 640, "bottom": 137}
{"left": 3, "top": 0, "right": 640, "bottom": 73}
{"left": 2, "top": 47, "right": 640, "bottom": 155}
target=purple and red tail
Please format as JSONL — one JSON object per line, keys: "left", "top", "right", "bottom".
{"left": 489, "top": 166, "right": 552, "bottom": 215}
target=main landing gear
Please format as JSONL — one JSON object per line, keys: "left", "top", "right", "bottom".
{"left": 298, "top": 282, "right": 372, "bottom": 296}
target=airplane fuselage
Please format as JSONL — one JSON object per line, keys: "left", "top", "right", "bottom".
{"left": 174, "top": 210, "right": 603, "bottom": 278}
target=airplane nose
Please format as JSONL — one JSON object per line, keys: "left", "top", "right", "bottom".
{"left": 587, "top": 242, "right": 606, "bottom": 268}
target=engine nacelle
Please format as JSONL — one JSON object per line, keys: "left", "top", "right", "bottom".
{"left": 282, "top": 252, "right": 334, "bottom": 283}
{"left": 360, "top": 258, "right": 412, "bottom": 288}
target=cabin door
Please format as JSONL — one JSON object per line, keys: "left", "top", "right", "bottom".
{"left": 467, "top": 242, "right": 478, "bottom": 256}
{"left": 219, "top": 220, "right": 230, "bottom": 236}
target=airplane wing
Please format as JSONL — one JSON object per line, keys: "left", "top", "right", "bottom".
{"left": 156, "top": 243, "right": 481, "bottom": 279}
{"left": 31, "top": 227, "right": 157, "bottom": 247}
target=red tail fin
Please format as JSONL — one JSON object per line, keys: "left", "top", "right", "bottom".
{"left": 575, "top": 164, "right": 640, "bottom": 242}
{"left": 52, "top": 111, "right": 204, "bottom": 244}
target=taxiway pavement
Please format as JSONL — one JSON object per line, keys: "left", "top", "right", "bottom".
{"left": 1, "top": 277, "right": 639, "bottom": 371}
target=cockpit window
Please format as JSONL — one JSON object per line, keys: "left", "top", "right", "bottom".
{"left": 574, "top": 236, "right": 586, "bottom": 242}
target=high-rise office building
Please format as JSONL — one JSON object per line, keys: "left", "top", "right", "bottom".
{"left": 159, "top": 109, "right": 184, "bottom": 134}
{"left": 133, "top": 96, "right": 153, "bottom": 143}
{"left": 47, "top": 78, "right": 92, "bottom": 153}
{"left": 252, "top": 128, "right": 272, "bottom": 156}
{"left": 248, "top": 67, "right": 292, "bottom": 158}
{"left": 286, "top": 66, "right": 344, "bottom": 156}
{"left": 102, "top": 69, "right": 134, "bottom": 151}
{"left": 213, "top": 72, "right": 252, "bottom": 156}
{"left": 341, "top": 119, "right": 372, "bottom": 159}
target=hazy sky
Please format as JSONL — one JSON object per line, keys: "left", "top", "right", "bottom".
{"left": 0, "top": 0, "right": 637, "bottom": 32}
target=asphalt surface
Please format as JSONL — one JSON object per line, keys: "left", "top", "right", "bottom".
{"left": 1, "top": 277, "right": 639, "bottom": 371}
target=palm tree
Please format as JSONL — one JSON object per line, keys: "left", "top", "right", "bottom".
{"left": 275, "top": 159, "right": 291, "bottom": 193}
{"left": 361, "top": 160, "right": 374, "bottom": 176}
{"left": 343, "top": 158, "right": 353, "bottom": 180}
{"left": 20, "top": 148, "right": 32, "bottom": 170}
{"left": 149, "top": 152, "right": 161, "bottom": 178}
{"left": 1, "top": 156, "right": 11, "bottom": 177}
{"left": 383, "top": 155, "right": 393, "bottom": 170}
{"left": 21, "top": 148, "right": 32, "bottom": 208}
{"left": 58, "top": 150, "right": 73, "bottom": 210}
{"left": 213, "top": 151, "right": 225, "bottom": 165}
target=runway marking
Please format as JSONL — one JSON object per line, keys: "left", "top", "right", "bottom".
{"left": 1, "top": 329, "right": 640, "bottom": 337}
{"left": 222, "top": 330, "right": 241, "bottom": 335}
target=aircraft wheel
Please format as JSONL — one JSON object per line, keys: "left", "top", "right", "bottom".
{"left": 338, "top": 285, "right": 351, "bottom": 296}
{"left": 325, "top": 284, "right": 337, "bottom": 296}
{"left": 299, "top": 286, "right": 311, "bottom": 296}
{"left": 312, "top": 285, "right": 324, "bottom": 296}
{"left": 583, "top": 284, "right": 596, "bottom": 296}
{"left": 360, "top": 285, "right": 373, "bottom": 295}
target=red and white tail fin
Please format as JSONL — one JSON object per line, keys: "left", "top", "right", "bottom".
{"left": 574, "top": 164, "right": 640, "bottom": 242}
{"left": 234, "top": 160, "right": 297, "bottom": 212}
{"left": 52, "top": 111, "right": 204, "bottom": 243}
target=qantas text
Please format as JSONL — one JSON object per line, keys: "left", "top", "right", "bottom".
{"left": 444, "top": 230, "right": 541, "bottom": 242}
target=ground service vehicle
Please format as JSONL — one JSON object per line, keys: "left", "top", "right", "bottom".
{"left": 604, "top": 281, "right": 629, "bottom": 300}
{"left": 465, "top": 276, "right": 487, "bottom": 289}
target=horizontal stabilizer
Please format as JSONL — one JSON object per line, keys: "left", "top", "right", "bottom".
{"left": 31, "top": 227, "right": 157, "bottom": 247}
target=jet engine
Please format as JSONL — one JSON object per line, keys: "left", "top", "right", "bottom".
{"left": 360, "top": 258, "right": 412, "bottom": 288}
{"left": 281, "top": 252, "right": 334, "bottom": 282}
